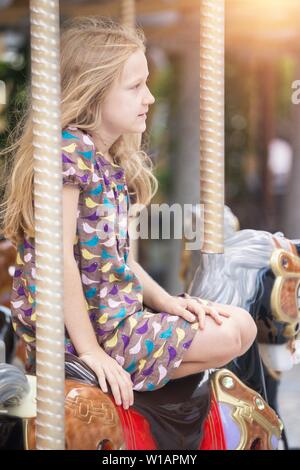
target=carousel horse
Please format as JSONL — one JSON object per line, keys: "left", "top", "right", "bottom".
{"left": 0, "top": 230, "right": 284, "bottom": 450}
{"left": 0, "top": 239, "right": 25, "bottom": 367}
{"left": 0, "top": 351, "right": 282, "bottom": 450}
{"left": 0, "top": 226, "right": 287, "bottom": 450}
{"left": 0, "top": 238, "right": 16, "bottom": 308}
{"left": 185, "top": 206, "right": 300, "bottom": 446}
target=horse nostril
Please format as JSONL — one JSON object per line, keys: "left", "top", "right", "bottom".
{"left": 97, "top": 439, "right": 114, "bottom": 450}
{"left": 250, "top": 438, "right": 262, "bottom": 450}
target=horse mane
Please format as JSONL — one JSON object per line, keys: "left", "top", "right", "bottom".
{"left": 0, "top": 363, "right": 29, "bottom": 408}
{"left": 188, "top": 206, "right": 286, "bottom": 310}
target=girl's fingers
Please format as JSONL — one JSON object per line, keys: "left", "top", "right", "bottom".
{"left": 194, "top": 298, "right": 231, "bottom": 320}
{"left": 219, "top": 310, "right": 231, "bottom": 318}
{"left": 187, "top": 299, "right": 223, "bottom": 328}
{"left": 183, "top": 300, "right": 204, "bottom": 328}
{"left": 173, "top": 296, "right": 231, "bottom": 326}
{"left": 97, "top": 370, "right": 108, "bottom": 393}
{"left": 207, "top": 306, "right": 223, "bottom": 325}
{"left": 205, "top": 300, "right": 231, "bottom": 318}
{"left": 186, "top": 301, "right": 206, "bottom": 329}
{"left": 175, "top": 306, "right": 196, "bottom": 322}
{"left": 117, "top": 368, "right": 134, "bottom": 407}
{"left": 114, "top": 373, "right": 132, "bottom": 410}
{"left": 104, "top": 371, "right": 122, "bottom": 406}
{"left": 197, "top": 306, "right": 206, "bottom": 330}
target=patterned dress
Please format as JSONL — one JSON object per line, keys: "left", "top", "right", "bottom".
{"left": 10, "top": 126, "right": 198, "bottom": 392}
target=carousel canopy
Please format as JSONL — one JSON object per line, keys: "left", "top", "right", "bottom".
{"left": 0, "top": 0, "right": 300, "bottom": 56}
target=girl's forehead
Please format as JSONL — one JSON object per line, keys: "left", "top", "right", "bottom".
{"left": 121, "top": 50, "right": 149, "bottom": 83}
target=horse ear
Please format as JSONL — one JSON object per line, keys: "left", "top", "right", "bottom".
{"left": 209, "top": 368, "right": 282, "bottom": 450}
{"left": 270, "top": 249, "right": 300, "bottom": 327}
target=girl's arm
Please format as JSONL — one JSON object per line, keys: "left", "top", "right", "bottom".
{"left": 127, "top": 252, "right": 229, "bottom": 327}
{"left": 127, "top": 250, "right": 173, "bottom": 312}
{"left": 63, "top": 186, "right": 133, "bottom": 409}
{"left": 127, "top": 249, "right": 229, "bottom": 327}
{"left": 63, "top": 256, "right": 100, "bottom": 356}
{"left": 62, "top": 186, "right": 101, "bottom": 356}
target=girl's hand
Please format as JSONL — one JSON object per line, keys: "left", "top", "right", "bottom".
{"left": 79, "top": 349, "right": 134, "bottom": 410}
{"left": 167, "top": 295, "right": 231, "bottom": 329}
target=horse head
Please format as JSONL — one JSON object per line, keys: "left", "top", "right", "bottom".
{"left": 186, "top": 207, "right": 300, "bottom": 395}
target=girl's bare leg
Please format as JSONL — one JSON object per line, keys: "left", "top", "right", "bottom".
{"left": 169, "top": 305, "right": 257, "bottom": 380}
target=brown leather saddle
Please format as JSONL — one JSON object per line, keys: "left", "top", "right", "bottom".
{"left": 64, "top": 353, "right": 211, "bottom": 450}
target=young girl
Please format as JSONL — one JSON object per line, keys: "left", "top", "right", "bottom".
{"left": 1, "top": 17, "right": 257, "bottom": 410}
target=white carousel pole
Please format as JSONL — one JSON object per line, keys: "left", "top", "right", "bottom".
{"left": 30, "top": 0, "right": 65, "bottom": 450}
{"left": 120, "top": 0, "right": 139, "bottom": 261}
{"left": 200, "top": 0, "right": 224, "bottom": 254}
{"left": 120, "top": 0, "right": 136, "bottom": 28}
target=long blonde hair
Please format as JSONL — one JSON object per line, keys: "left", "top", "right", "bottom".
{"left": 0, "top": 16, "right": 158, "bottom": 246}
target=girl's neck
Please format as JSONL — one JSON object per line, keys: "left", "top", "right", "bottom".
{"left": 90, "top": 131, "right": 118, "bottom": 165}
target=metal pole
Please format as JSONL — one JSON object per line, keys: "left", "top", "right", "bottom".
{"left": 120, "top": 0, "right": 136, "bottom": 28}
{"left": 120, "top": 0, "right": 139, "bottom": 260}
{"left": 200, "top": 0, "right": 224, "bottom": 253}
{"left": 30, "top": 0, "right": 65, "bottom": 450}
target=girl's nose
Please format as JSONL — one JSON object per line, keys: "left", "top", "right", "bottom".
{"left": 145, "top": 88, "right": 155, "bottom": 105}
{"left": 149, "top": 92, "right": 155, "bottom": 105}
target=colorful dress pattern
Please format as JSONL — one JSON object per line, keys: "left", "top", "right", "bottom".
{"left": 10, "top": 126, "right": 198, "bottom": 391}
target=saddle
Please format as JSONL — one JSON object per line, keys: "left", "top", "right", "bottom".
{"left": 0, "top": 352, "right": 282, "bottom": 450}
{"left": 58, "top": 354, "right": 210, "bottom": 450}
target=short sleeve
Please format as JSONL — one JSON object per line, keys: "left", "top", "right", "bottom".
{"left": 61, "top": 127, "right": 95, "bottom": 189}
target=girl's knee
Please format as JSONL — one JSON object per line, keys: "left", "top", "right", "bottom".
{"left": 230, "top": 306, "right": 257, "bottom": 354}
{"left": 182, "top": 309, "right": 256, "bottom": 366}
{"left": 220, "top": 324, "right": 243, "bottom": 363}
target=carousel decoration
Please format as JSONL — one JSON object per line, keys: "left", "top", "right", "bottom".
{"left": 186, "top": 211, "right": 300, "bottom": 448}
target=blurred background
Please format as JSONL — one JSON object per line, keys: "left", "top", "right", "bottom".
{"left": 0, "top": 0, "right": 299, "bottom": 448}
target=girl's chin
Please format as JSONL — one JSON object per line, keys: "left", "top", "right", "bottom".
{"left": 127, "top": 124, "right": 147, "bottom": 133}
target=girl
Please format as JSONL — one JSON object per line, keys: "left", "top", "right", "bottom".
{"left": 1, "top": 17, "right": 257, "bottom": 411}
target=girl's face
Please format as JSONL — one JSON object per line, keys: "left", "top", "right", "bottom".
{"left": 101, "top": 49, "right": 155, "bottom": 135}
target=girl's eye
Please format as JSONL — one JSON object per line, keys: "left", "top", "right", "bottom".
{"left": 132, "top": 79, "right": 149, "bottom": 90}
